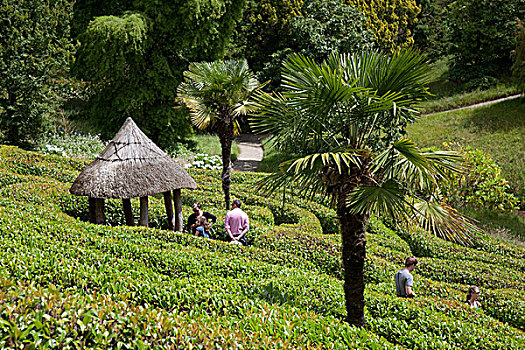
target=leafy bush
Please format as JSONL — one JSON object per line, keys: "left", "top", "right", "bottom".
{"left": 346, "top": 0, "right": 421, "bottom": 52}
{"left": 439, "top": 143, "right": 519, "bottom": 212}
{"left": 447, "top": 0, "right": 523, "bottom": 87}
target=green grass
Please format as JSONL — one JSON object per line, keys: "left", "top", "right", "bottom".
{"left": 191, "top": 134, "right": 240, "bottom": 160}
{"left": 257, "top": 138, "right": 294, "bottom": 173}
{"left": 408, "top": 98, "right": 525, "bottom": 196}
{"left": 461, "top": 207, "right": 525, "bottom": 243}
{"left": 417, "top": 86, "right": 520, "bottom": 114}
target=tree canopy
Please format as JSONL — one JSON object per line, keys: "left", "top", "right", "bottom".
{"left": 0, "top": 0, "right": 74, "bottom": 147}
{"left": 251, "top": 50, "right": 480, "bottom": 326}
{"left": 73, "top": 0, "right": 247, "bottom": 147}
{"left": 346, "top": 0, "right": 421, "bottom": 52}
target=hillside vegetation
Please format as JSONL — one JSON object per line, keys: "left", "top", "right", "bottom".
{"left": 408, "top": 98, "right": 525, "bottom": 197}
{"left": 1, "top": 146, "right": 525, "bottom": 348}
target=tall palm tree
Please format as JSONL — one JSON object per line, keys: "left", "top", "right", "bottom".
{"left": 250, "top": 50, "right": 480, "bottom": 327}
{"left": 178, "top": 60, "right": 261, "bottom": 209}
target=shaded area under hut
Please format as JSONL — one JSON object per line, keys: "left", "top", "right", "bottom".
{"left": 70, "top": 117, "right": 196, "bottom": 230}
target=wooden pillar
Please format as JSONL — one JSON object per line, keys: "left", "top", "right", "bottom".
{"left": 173, "top": 189, "right": 183, "bottom": 232}
{"left": 139, "top": 196, "right": 149, "bottom": 227}
{"left": 88, "top": 197, "right": 97, "bottom": 224}
{"left": 94, "top": 198, "right": 106, "bottom": 225}
{"left": 122, "top": 198, "right": 134, "bottom": 226}
{"left": 163, "top": 191, "right": 175, "bottom": 231}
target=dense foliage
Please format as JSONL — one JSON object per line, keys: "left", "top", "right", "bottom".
{"left": 0, "top": 0, "right": 74, "bottom": 147}
{"left": 0, "top": 145, "right": 525, "bottom": 348}
{"left": 346, "top": 0, "right": 421, "bottom": 52}
{"left": 413, "top": 0, "right": 451, "bottom": 59}
{"left": 73, "top": 0, "right": 246, "bottom": 148}
{"left": 438, "top": 144, "right": 519, "bottom": 212}
{"left": 230, "top": 0, "right": 374, "bottom": 90}
{"left": 512, "top": 19, "right": 525, "bottom": 94}
{"left": 447, "top": 0, "right": 524, "bottom": 88}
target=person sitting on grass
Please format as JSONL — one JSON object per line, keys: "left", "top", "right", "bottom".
{"left": 195, "top": 215, "right": 212, "bottom": 239}
{"left": 187, "top": 202, "right": 216, "bottom": 235}
{"left": 465, "top": 286, "right": 482, "bottom": 308}
{"left": 395, "top": 256, "right": 418, "bottom": 298}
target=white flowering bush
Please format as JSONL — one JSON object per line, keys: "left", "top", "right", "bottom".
{"left": 36, "top": 131, "right": 105, "bottom": 159}
{"left": 187, "top": 153, "right": 223, "bottom": 170}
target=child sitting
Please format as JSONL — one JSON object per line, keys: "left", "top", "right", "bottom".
{"left": 195, "top": 215, "right": 212, "bottom": 239}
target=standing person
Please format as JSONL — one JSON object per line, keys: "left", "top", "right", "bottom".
{"left": 187, "top": 202, "right": 217, "bottom": 236}
{"left": 225, "top": 199, "right": 249, "bottom": 245}
{"left": 465, "top": 286, "right": 482, "bottom": 308}
{"left": 395, "top": 256, "right": 418, "bottom": 298}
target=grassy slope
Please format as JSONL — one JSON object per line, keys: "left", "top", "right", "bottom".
{"left": 416, "top": 57, "right": 519, "bottom": 114}
{"left": 1, "top": 146, "right": 525, "bottom": 348}
{"left": 408, "top": 98, "right": 525, "bottom": 195}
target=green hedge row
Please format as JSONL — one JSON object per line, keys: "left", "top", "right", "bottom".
{"left": 366, "top": 291, "right": 525, "bottom": 349}
{"left": 0, "top": 201, "right": 399, "bottom": 348}
{"left": 396, "top": 228, "right": 525, "bottom": 272}
{"left": 2, "top": 145, "right": 525, "bottom": 348}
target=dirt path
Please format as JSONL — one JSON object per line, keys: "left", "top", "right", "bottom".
{"left": 426, "top": 94, "right": 522, "bottom": 115}
{"left": 232, "top": 134, "right": 265, "bottom": 172}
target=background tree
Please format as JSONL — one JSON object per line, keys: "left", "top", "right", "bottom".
{"left": 177, "top": 60, "right": 260, "bottom": 209}
{"left": 229, "top": 0, "right": 374, "bottom": 91}
{"left": 346, "top": 0, "right": 421, "bottom": 52}
{"left": 512, "top": 19, "right": 525, "bottom": 95}
{"left": 0, "top": 0, "right": 74, "bottom": 147}
{"left": 73, "top": 0, "right": 246, "bottom": 148}
{"left": 250, "top": 50, "right": 480, "bottom": 326}
{"left": 447, "top": 0, "right": 524, "bottom": 88}
{"left": 413, "top": 0, "right": 452, "bottom": 59}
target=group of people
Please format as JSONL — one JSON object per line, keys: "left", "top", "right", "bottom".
{"left": 186, "top": 200, "right": 249, "bottom": 245}
{"left": 395, "top": 256, "right": 482, "bottom": 308}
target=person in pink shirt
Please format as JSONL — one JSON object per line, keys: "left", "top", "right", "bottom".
{"left": 225, "top": 199, "right": 249, "bottom": 245}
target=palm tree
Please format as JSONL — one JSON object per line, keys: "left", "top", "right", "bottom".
{"left": 250, "top": 50, "right": 480, "bottom": 327}
{"left": 177, "top": 60, "right": 261, "bottom": 209}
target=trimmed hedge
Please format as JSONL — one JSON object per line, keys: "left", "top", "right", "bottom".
{"left": 1, "top": 145, "right": 525, "bottom": 348}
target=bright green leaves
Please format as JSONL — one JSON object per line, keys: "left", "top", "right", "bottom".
{"left": 0, "top": 0, "right": 74, "bottom": 147}
{"left": 77, "top": 13, "right": 149, "bottom": 83}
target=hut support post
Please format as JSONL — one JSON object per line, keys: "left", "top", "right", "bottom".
{"left": 163, "top": 191, "right": 175, "bottom": 231}
{"left": 90, "top": 198, "right": 106, "bottom": 225}
{"left": 173, "top": 189, "right": 183, "bottom": 232}
{"left": 122, "top": 198, "right": 134, "bottom": 226}
{"left": 140, "top": 196, "right": 149, "bottom": 227}
{"left": 88, "top": 197, "right": 97, "bottom": 224}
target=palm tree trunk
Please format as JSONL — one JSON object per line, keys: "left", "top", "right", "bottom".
{"left": 217, "top": 117, "right": 233, "bottom": 209}
{"left": 337, "top": 190, "right": 368, "bottom": 327}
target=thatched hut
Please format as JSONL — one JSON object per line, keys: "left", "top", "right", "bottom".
{"left": 70, "top": 117, "right": 196, "bottom": 231}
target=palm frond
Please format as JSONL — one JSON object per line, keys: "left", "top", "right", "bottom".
{"left": 404, "top": 201, "right": 481, "bottom": 246}
{"left": 346, "top": 179, "right": 413, "bottom": 220}
{"left": 177, "top": 59, "right": 261, "bottom": 130}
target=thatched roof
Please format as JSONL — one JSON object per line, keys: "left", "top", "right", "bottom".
{"left": 70, "top": 118, "right": 197, "bottom": 199}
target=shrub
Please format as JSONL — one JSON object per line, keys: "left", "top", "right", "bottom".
{"left": 439, "top": 143, "right": 519, "bottom": 212}
{"left": 447, "top": 0, "right": 523, "bottom": 87}
{"left": 35, "top": 131, "right": 105, "bottom": 160}
{"left": 346, "top": 0, "right": 421, "bottom": 52}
